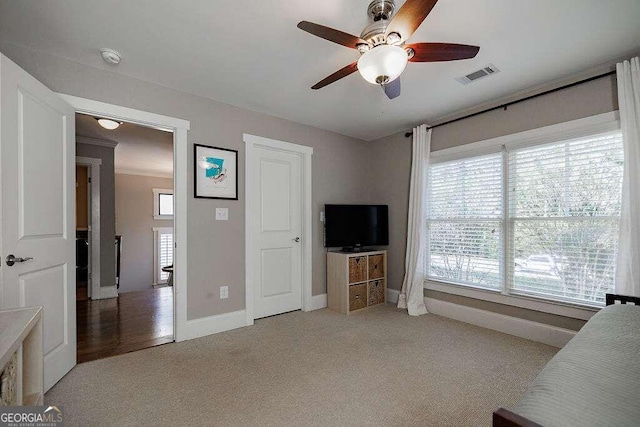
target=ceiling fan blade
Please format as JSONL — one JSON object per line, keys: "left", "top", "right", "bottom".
{"left": 311, "top": 62, "right": 359, "bottom": 90}
{"left": 406, "top": 43, "right": 480, "bottom": 62}
{"left": 385, "top": 0, "right": 439, "bottom": 42}
{"left": 383, "top": 78, "right": 401, "bottom": 99}
{"left": 297, "top": 21, "right": 367, "bottom": 50}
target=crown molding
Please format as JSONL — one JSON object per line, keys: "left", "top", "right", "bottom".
{"left": 76, "top": 135, "right": 119, "bottom": 148}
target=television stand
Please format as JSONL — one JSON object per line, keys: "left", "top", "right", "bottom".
{"left": 327, "top": 250, "right": 387, "bottom": 314}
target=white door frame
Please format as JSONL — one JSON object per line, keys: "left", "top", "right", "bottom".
{"left": 59, "top": 94, "right": 191, "bottom": 342}
{"left": 244, "top": 133, "right": 313, "bottom": 325}
{"left": 75, "top": 156, "right": 101, "bottom": 299}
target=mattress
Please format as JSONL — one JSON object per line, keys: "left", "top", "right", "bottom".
{"left": 513, "top": 304, "right": 640, "bottom": 427}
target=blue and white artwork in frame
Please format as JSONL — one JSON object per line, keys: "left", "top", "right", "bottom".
{"left": 194, "top": 143, "right": 238, "bottom": 200}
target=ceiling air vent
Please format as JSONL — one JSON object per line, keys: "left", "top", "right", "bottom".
{"left": 456, "top": 64, "right": 500, "bottom": 85}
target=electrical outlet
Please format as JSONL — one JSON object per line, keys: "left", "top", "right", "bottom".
{"left": 220, "top": 286, "right": 229, "bottom": 299}
{"left": 216, "top": 208, "right": 229, "bottom": 221}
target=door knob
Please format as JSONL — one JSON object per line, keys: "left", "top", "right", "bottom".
{"left": 293, "top": 237, "right": 300, "bottom": 242}
{"left": 6, "top": 255, "right": 34, "bottom": 267}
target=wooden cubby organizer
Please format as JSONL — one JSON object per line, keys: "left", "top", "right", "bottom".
{"left": 327, "top": 250, "right": 387, "bottom": 314}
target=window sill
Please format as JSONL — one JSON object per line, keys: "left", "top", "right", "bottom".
{"left": 153, "top": 215, "right": 173, "bottom": 221}
{"left": 424, "top": 279, "right": 599, "bottom": 321}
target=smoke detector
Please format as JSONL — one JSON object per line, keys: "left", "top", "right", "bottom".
{"left": 99, "top": 48, "right": 122, "bottom": 65}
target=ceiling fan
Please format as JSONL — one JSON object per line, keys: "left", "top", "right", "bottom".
{"left": 297, "top": 0, "right": 480, "bottom": 99}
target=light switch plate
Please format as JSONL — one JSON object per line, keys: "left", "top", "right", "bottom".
{"left": 220, "top": 286, "right": 229, "bottom": 299}
{"left": 215, "top": 208, "right": 229, "bottom": 221}
{"left": 320, "top": 211, "right": 325, "bottom": 222}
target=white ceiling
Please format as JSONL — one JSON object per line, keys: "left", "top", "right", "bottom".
{"left": 2, "top": 1, "right": 640, "bottom": 141}
{"left": 76, "top": 114, "right": 173, "bottom": 178}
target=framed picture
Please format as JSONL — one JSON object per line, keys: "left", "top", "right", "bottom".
{"left": 194, "top": 144, "right": 238, "bottom": 200}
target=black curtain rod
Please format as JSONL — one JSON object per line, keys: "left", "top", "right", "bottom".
{"left": 405, "top": 69, "right": 616, "bottom": 138}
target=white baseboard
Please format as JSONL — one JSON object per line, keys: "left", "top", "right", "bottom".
{"left": 387, "top": 288, "right": 400, "bottom": 304}
{"left": 310, "top": 293, "right": 327, "bottom": 310}
{"left": 95, "top": 285, "right": 118, "bottom": 299}
{"left": 178, "top": 309, "right": 247, "bottom": 342}
{"left": 179, "top": 294, "right": 327, "bottom": 343}
{"left": 424, "top": 297, "right": 576, "bottom": 348}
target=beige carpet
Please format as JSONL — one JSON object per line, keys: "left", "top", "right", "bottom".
{"left": 46, "top": 305, "right": 557, "bottom": 426}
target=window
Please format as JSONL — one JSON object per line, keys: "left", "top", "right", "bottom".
{"left": 153, "top": 188, "right": 173, "bottom": 220}
{"left": 508, "top": 132, "right": 623, "bottom": 304}
{"left": 153, "top": 227, "right": 173, "bottom": 285}
{"left": 427, "top": 153, "right": 504, "bottom": 290}
{"left": 426, "top": 127, "right": 623, "bottom": 307}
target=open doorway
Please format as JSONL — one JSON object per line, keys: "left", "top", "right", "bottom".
{"left": 75, "top": 112, "right": 175, "bottom": 363}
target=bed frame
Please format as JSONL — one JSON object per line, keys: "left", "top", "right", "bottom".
{"left": 492, "top": 293, "right": 640, "bottom": 426}
{"left": 605, "top": 293, "right": 640, "bottom": 306}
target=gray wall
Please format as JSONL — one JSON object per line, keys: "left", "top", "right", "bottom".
{"left": 428, "top": 290, "right": 587, "bottom": 331}
{"left": 115, "top": 174, "right": 173, "bottom": 293}
{"left": 369, "top": 75, "right": 618, "bottom": 326}
{"left": 3, "top": 43, "right": 618, "bottom": 327}
{"left": 0, "top": 44, "right": 372, "bottom": 321}
{"left": 429, "top": 75, "right": 619, "bottom": 151}
{"left": 368, "top": 131, "right": 412, "bottom": 291}
{"left": 76, "top": 141, "right": 116, "bottom": 290}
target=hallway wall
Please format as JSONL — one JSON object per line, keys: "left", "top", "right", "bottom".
{"left": 116, "top": 173, "right": 174, "bottom": 293}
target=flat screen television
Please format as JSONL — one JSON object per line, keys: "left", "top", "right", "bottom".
{"left": 324, "top": 204, "right": 389, "bottom": 250}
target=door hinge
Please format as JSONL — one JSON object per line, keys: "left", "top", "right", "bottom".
{"left": 174, "top": 242, "right": 177, "bottom": 248}
{"left": 88, "top": 177, "right": 92, "bottom": 183}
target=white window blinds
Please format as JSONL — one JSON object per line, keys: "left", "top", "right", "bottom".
{"left": 508, "top": 132, "right": 624, "bottom": 304}
{"left": 427, "top": 153, "right": 504, "bottom": 290}
{"left": 425, "top": 129, "right": 624, "bottom": 306}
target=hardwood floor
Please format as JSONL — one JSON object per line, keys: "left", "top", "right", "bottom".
{"left": 76, "top": 280, "right": 88, "bottom": 301}
{"left": 77, "top": 287, "right": 173, "bottom": 363}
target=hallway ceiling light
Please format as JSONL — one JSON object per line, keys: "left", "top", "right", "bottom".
{"left": 96, "top": 118, "right": 122, "bottom": 130}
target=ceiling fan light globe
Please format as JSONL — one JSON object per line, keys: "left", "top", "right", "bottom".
{"left": 357, "top": 45, "right": 408, "bottom": 85}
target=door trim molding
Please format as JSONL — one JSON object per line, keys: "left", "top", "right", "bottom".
{"left": 99, "top": 285, "right": 118, "bottom": 299}
{"left": 178, "top": 309, "right": 247, "bottom": 341}
{"left": 60, "top": 94, "right": 191, "bottom": 342}
{"left": 244, "top": 134, "right": 313, "bottom": 326}
{"left": 59, "top": 95, "right": 191, "bottom": 131}
{"left": 75, "top": 156, "right": 102, "bottom": 300}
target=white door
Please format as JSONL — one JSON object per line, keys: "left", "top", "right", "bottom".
{"left": 250, "top": 146, "right": 303, "bottom": 319}
{"left": 0, "top": 54, "right": 76, "bottom": 391}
